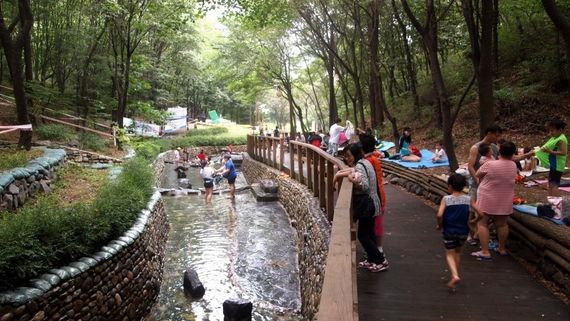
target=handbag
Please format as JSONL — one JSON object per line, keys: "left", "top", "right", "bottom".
{"left": 352, "top": 194, "right": 376, "bottom": 222}
{"left": 351, "top": 163, "right": 377, "bottom": 222}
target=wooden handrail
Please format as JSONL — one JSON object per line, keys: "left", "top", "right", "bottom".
{"left": 39, "top": 115, "right": 114, "bottom": 138}
{"left": 247, "top": 134, "right": 357, "bottom": 321}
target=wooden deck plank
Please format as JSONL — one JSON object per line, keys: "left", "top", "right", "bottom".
{"left": 358, "top": 185, "right": 570, "bottom": 321}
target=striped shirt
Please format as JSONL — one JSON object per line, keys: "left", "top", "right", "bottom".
{"left": 476, "top": 159, "right": 517, "bottom": 215}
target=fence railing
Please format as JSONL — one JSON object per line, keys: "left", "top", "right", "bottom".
{"left": 247, "top": 134, "right": 357, "bottom": 321}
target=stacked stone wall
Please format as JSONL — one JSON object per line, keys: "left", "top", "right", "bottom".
{"left": 241, "top": 156, "right": 330, "bottom": 321}
{"left": 0, "top": 192, "right": 169, "bottom": 321}
{"left": 0, "top": 148, "right": 66, "bottom": 212}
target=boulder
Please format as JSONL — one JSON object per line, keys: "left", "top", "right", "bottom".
{"left": 183, "top": 268, "right": 205, "bottom": 298}
{"left": 260, "top": 179, "right": 278, "bottom": 194}
{"left": 223, "top": 299, "right": 252, "bottom": 321}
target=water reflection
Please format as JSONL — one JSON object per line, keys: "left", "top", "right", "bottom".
{"left": 149, "top": 163, "right": 302, "bottom": 321}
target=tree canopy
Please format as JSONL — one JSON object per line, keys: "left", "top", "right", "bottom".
{"left": 1, "top": 0, "right": 570, "bottom": 169}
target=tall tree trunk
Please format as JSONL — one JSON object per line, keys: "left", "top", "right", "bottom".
{"left": 402, "top": 0, "right": 458, "bottom": 170}
{"left": 479, "top": 0, "right": 495, "bottom": 137}
{"left": 493, "top": 0, "right": 499, "bottom": 75}
{"left": 328, "top": 29, "right": 338, "bottom": 127}
{"left": 393, "top": 0, "right": 419, "bottom": 116}
{"left": 0, "top": 0, "right": 34, "bottom": 149}
{"left": 542, "top": 0, "right": 570, "bottom": 86}
{"left": 368, "top": 0, "right": 383, "bottom": 129}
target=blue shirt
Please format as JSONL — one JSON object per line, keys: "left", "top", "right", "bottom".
{"left": 442, "top": 194, "right": 470, "bottom": 237}
{"left": 224, "top": 159, "right": 237, "bottom": 179}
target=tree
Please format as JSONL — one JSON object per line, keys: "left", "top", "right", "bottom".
{"left": 401, "top": 0, "right": 459, "bottom": 170}
{"left": 0, "top": 0, "right": 34, "bottom": 149}
{"left": 462, "top": 0, "right": 496, "bottom": 138}
{"left": 541, "top": 0, "right": 570, "bottom": 87}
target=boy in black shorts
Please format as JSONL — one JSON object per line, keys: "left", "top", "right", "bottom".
{"left": 437, "top": 174, "right": 481, "bottom": 289}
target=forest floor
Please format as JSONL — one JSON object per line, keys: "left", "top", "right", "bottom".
{"left": 400, "top": 95, "right": 570, "bottom": 206}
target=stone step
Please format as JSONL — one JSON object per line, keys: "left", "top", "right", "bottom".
{"left": 251, "top": 184, "right": 278, "bottom": 202}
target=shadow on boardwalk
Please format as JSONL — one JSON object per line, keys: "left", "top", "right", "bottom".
{"left": 358, "top": 185, "right": 570, "bottom": 321}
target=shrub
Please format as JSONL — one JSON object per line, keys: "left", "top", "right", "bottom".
{"left": 35, "top": 124, "right": 75, "bottom": 142}
{"left": 185, "top": 126, "right": 228, "bottom": 137}
{"left": 0, "top": 149, "right": 43, "bottom": 171}
{"left": 0, "top": 157, "right": 154, "bottom": 291}
{"left": 78, "top": 132, "right": 107, "bottom": 152}
{"left": 133, "top": 141, "right": 161, "bottom": 161}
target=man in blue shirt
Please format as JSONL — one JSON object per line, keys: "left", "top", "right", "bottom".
{"left": 216, "top": 154, "right": 237, "bottom": 200}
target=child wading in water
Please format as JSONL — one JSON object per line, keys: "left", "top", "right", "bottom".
{"left": 437, "top": 174, "right": 480, "bottom": 289}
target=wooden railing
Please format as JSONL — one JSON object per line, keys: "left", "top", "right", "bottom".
{"left": 247, "top": 134, "right": 357, "bottom": 321}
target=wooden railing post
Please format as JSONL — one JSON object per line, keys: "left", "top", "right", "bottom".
{"left": 280, "top": 138, "right": 285, "bottom": 171}
{"left": 313, "top": 151, "right": 319, "bottom": 197}
{"left": 289, "top": 142, "right": 295, "bottom": 178}
{"left": 307, "top": 149, "right": 313, "bottom": 191}
{"left": 298, "top": 145, "right": 304, "bottom": 184}
{"left": 326, "top": 161, "right": 335, "bottom": 221}
{"left": 319, "top": 155, "right": 326, "bottom": 208}
{"left": 273, "top": 138, "right": 278, "bottom": 168}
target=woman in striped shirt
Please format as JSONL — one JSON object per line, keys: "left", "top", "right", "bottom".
{"left": 471, "top": 141, "right": 518, "bottom": 260}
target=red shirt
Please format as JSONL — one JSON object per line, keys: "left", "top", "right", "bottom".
{"left": 197, "top": 152, "right": 206, "bottom": 161}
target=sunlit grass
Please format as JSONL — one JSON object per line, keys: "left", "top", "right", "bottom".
{"left": 0, "top": 148, "right": 44, "bottom": 171}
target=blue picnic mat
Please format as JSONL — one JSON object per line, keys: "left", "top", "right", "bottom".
{"left": 376, "top": 141, "right": 395, "bottom": 152}
{"left": 383, "top": 149, "right": 449, "bottom": 169}
{"left": 513, "top": 204, "right": 564, "bottom": 225}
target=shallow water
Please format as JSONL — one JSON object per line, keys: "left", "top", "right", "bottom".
{"left": 148, "top": 163, "right": 302, "bottom": 321}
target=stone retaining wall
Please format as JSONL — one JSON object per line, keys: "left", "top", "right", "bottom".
{"left": 0, "top": 192, "right": 169, "bottom": 321}
{"left": 241, "top": 156, "right": 330, "bottom": 321}
{"left": 179, "top": 145, "right": 247, "bottom": 160}
{"left": 0, "top": 148, "right": 66, "bottom": 212}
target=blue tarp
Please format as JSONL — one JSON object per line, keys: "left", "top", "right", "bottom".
{"left": 513, "top": 204, "right": 564, "bottom": 225}
{"left": 383, "top": 149, "right": 449, "bottom": 169}
{"left": 376, "top": 141, "right": 395, "bottom": 152}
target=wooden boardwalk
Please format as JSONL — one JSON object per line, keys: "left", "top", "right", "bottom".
{"left": 358, "top": 185, "right": 569, "bottom": 321}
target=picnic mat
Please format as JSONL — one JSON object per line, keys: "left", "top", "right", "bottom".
{"left": 383, "top": 149, "right": 449, "bottom": 169}
{"left": 528, "top": 179, "right": 570, "bottom": 189}
{"left": 513, "top": 204, "right": 564, "bottom": 225}
{"left": 376, "top": 141, "right": 395, "bottom": 152}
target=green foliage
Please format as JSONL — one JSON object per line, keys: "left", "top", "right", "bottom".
{"left": 129, "top": 101, "right": 169, "bottom": 125}
{"left": 35, "top": 124, "right": 75, "bottom": 142}
{"left": 0, "top": 157, "right": 153, "bottom": 290}
{"left": 133, "top": 141, "right": 162, "bottom": 161}
{"left": 78, "top": 132, "right": 107, "bottom": 152}
{"left": 185, "top": 126, "right": 228, "bottom": 137}
{"left": 0, "top": 149, "right": 43, "bottom": 171}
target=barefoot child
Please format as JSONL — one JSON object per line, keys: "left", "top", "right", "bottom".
{"left": 437, "top": 174, "right": 480, "bottom": 289}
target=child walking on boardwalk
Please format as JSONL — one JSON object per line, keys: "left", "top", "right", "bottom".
{"left": 437, "top": 174, "right": 479, "bottom": 289}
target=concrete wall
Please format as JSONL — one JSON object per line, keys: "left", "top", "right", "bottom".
{"left": 241, "top": 156, "right": 330, "bottom": 321}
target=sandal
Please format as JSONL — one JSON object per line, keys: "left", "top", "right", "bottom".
{"left": 471, "top": 251, "right": 492, "bottom": 260}
{"left": 466, "top": 238, "right": 479, "bottom": 246}
{"left": 358, "top": 260, "right": 372, "bottom": 268}
{"left": 367, "top": 261, "right": 389, "bottom": 273}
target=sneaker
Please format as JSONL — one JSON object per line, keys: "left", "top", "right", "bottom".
{"left": 367, "top": 261, "right": 389, "bottom": 273}
{"left": 358, "top": 260, "right": 372, "bottom": 268}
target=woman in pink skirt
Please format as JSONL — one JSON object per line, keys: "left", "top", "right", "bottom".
{"left": 471, "top": 141, "right": 518, "bottom": 260}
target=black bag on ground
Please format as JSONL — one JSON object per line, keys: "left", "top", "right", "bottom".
{"left": 537, "top": 204, "right": 556, "bottom": 219}
{"left": 352, "top": 194, "right": 375, "bottom": 222}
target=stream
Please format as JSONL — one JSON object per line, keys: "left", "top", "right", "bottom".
{"left": 147, "top": 162, "right": 302, "bottom": 321}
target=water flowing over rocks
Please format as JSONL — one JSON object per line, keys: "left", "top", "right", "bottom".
{"left": 241, "top": 155, "right": 330, "bottom": 321}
